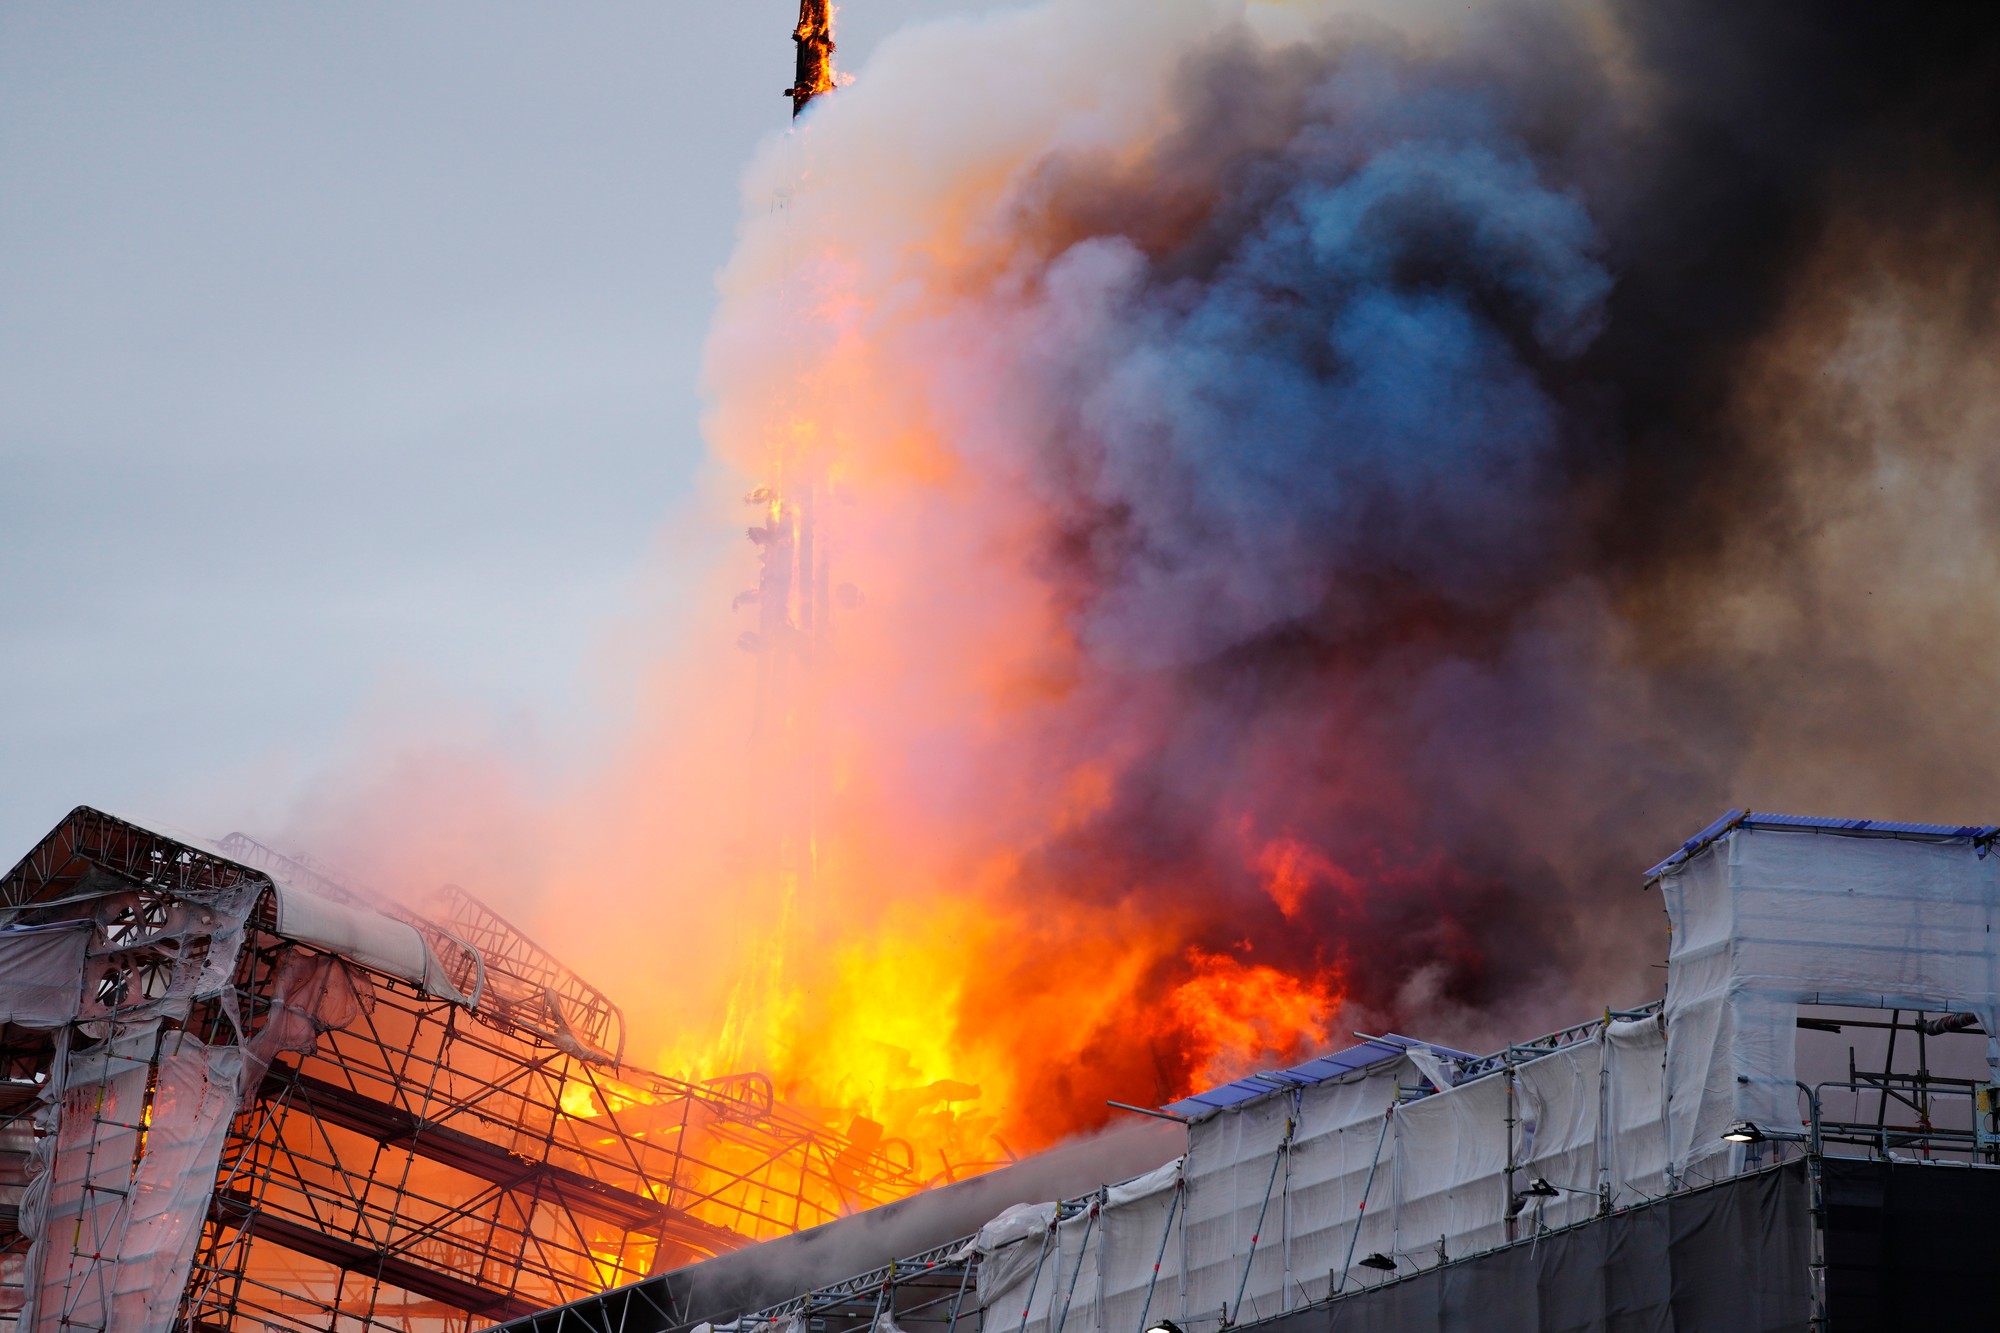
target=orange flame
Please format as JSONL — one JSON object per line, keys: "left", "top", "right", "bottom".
{"left": 339, "top": 10, "right": 1376, "bottom": 1206}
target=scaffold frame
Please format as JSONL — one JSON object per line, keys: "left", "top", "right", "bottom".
{"left": 0, "top": 807, "right": 929, "bottom": 1333}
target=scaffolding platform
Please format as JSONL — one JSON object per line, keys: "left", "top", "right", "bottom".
{"left": 0, "top": 807, "right": 930, "bottom": 1333}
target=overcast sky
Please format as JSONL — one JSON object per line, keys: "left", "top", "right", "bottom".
{"left": 0, "top": 2, "right": 1013, "bottom": 857}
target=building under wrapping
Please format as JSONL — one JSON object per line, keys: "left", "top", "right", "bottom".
{"left": 0, "top": 807, "right": 932, "bottom": 1333}
{"left": 493, "top": 812, "right": 2000, "bottom": 1333}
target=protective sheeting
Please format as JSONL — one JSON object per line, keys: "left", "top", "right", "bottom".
{"left": 1183, "top": 1069, "right": 1296, "bottom": 1327}
{"left": 9, "top": 867, "right": 265, "bottom": 1331}
{"left": 1282, "top": 1061, "right": 1409, "bottom": 1304}
{"left": 1657, "top": 823, "right": 2000, "bottom": 1183}
{"left": 215, "top": 830, "right": 487, "bottom": 1009}
{"left": 68, "top": 875, "right": 263, "bottom": 1031}
{"left": 6, "top": 836, "right": 427, "bottom": 1333}
{"left": 1602, "top": 1016, "right": 1670, "bottom": 1204}
{"left": 1821, "top": 1157, "right": 2000, "bottom": 1323}
{"left": 972, "top": 1019, "right": 1670, "bottom": 1333}
{"left": 266, "top": 877, "right": 472, "bottom": 1001}
{"left": 963, "top": 819, "right": 2000, "bottom": 1333}
{"left": 236, "top": 950, "right": 375, "bottom": 1107}
{"left": 1196, "top": 1022, "right": 1668, "bottom": 1325}
{"left": 1387, "top": 1067, "right": 1511, "bottom": 1267}
{"left": 1243, "top": 1163, "right": 1812, "bottom": 1333}
{"left": 976, "top": 1201, "right": 1062, "bottom": 1315}
{"left": 0, "top": 923, "right": 90, "bottom": 1027}
{"left": 20, "top": 1029, "right": 243, "bottom": 1333}
{"left": 1096, "top": 1161, "right": 1181, "bottom": 1333}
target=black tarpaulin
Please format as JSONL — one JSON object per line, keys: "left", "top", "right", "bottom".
{"left": 1254, "top": 1163, "right": 1810, "bottom": 1333}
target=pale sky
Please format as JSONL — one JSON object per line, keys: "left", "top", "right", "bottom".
{"left": 0, "top": 2, "right": 1013, "bottom": 857}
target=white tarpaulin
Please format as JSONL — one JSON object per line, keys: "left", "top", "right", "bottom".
{"left": 977, "top": 1201, "right": 1060, "bottom": 1329}
{"left": 1182, "top": 1078, "right": 1294, "bottom": 1327}
{"left": 21, "top": 1029, "right": 242, "bottom": 1333}
{"left": 236, "top": 949, "right": 375, "bottom": 1107}
{"left": 1657, "top": 823, "right": 2000, "bottom": 1182}
{"left": 1096, "top": 1160, "right": 1182, "bottom": 1333}
{"left": 1603, "top": 1015, "right": 1668, "bottom": 1205}
{"left": 968, "top": 1017, "right": 1673, "bottom": 1333}
{"left": 269, "top": 879, "right": 431, "bottom": 987}
{"left": 1284, "top": 1062, "right": 1405, "bottom": 1302}
{"left": 960, "top": 820, "right": 2000, "bottom": 1333}
{"left": 0, "top": 923, "right": 90, "bottom": 1028}
{"left": 1389, "top": 1064, "right": 1510, "bottom": 1264}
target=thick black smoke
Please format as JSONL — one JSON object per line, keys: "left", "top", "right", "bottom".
{"left": 926, "top": 0, "right": 2000, "bottom": 1116}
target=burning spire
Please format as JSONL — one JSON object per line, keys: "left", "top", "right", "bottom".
{"left": 714, "top": 0, "right": 845, "bottom": 1081}
{"left": 788, "top": 1, "right": 836, "bottom": 118}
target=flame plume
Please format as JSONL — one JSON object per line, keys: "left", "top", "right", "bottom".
{"left": 309, "top": 0, "right": 2000, "bottom": 1185}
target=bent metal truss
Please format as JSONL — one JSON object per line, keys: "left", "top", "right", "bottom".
{"left": 0, "top": 807, "right": 928, "bottom": 1333}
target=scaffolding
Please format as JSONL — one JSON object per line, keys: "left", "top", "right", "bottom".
{"left": 741, "top": 1229, "right": 986, "bottom": 1333}
{"left": 0, "top": 807, "right": 928, "bottom": 1333}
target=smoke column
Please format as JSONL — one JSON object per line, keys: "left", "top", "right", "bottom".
{"left": 299, "top": 0, "right": 2000, "bottom": 1161}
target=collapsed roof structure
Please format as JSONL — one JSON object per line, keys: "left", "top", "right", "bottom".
{"left": 491, "top": 812, "right": 2000, "bottom": 1333}
{"left": 0, "top": 807, "right": 935, "bottom": 1333}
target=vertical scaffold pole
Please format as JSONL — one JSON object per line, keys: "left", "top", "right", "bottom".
{"left": 1229, "top": 1118, "right": 1292, "bottom": 1326}
{"left": 1052, "top": 1199, "right": 1099, "bottom": 1333}
{"left": 1014, "top": 1214, "right": 1057, "bottom": 1333}
{"left": 1133, "top": 1179, "right": 1182, "bottom": 1333}
{"left": 1334, "top": 1109, "right": 1394, "bottom": 1295}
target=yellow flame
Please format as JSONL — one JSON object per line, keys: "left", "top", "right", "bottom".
{"left": 559, "top": 1079, "right": 600, "bottom": 1120}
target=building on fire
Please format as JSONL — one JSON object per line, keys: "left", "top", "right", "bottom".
{"left": 0, "top": 807, "right": 935, "bottom": 1331}
{"left": 487, "top": 811, "right": 2000, "bottom": 1333}
{"left": 2, "top": 809, "right": 1997, "bottom": 1331}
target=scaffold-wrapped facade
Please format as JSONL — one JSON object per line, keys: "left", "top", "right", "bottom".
{"left": 491, "top": 811, "right": 2000, "bottom": 1333}
{"left": 0, "top": 807, "right": 929, "bottom": 1333}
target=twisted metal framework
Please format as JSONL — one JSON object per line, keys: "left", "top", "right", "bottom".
{"left": 0, "top": 808, "right": 927, "bottom": 1333}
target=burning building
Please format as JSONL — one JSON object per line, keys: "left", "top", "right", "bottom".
{"left": 490, "top": 813, "right": 2000, "bottom": 1332}
{"left": 5, "top": 807, "right": 1994, "bottom": 1332}
{"left": 6, "top": 2, "right": 1997, "bottom": 1330}
{"left": 0, "top": 808, "right": 940, "bottom": 1333}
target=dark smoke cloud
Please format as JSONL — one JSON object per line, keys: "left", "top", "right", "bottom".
{"left": 920, "top": 0, "right": 2000, "bottom": 1107}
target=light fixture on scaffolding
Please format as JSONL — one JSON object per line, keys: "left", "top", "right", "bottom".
{"left": 1358, "top": 1252, "right": 1397, "bottom": 1272}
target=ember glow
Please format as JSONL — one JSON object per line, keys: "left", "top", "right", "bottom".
{"left": 310, "top": 0, "right": 2000, "bottom": 1195}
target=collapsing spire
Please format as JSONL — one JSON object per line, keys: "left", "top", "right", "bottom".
{"left": 788, "top": 0, "right": 836, "bottom": 118}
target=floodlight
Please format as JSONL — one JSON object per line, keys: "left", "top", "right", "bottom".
{"left": 1358, "top": 1253, "right": 1397, "bottom": 1272}
{"left": 1721, "top": 1121, "right": 1764, "bottom": 1143}
{"left": 1523, "top": 1178, "right": 1560, "bottom": 1198}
